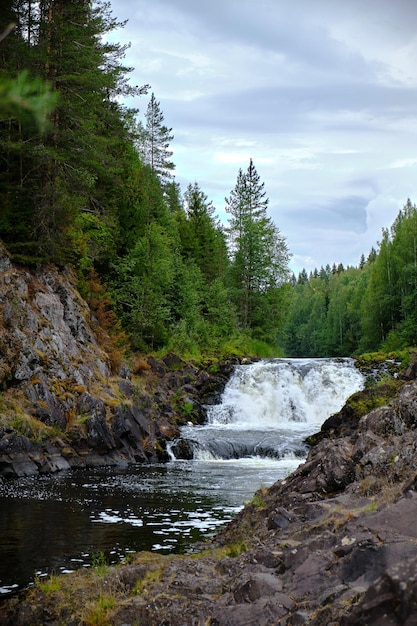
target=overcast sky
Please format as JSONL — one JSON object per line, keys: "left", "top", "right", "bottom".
{"left": 109, "top": 0, "right": 417, "bottom": 274}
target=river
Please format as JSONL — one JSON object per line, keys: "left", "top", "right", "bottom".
{"left": 0, "top": 358, "right": 364, "bottom": 597}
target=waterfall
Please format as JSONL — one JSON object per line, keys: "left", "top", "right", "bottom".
{"left": 206, "top": 358, "right": 363, "bottom": 430}
{"left": 169, "top": 358, "right": 364, "bottom": 463}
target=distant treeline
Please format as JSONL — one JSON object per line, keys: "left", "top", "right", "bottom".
{"left": 282, "top": 198, "right": 417, "bottom": 357}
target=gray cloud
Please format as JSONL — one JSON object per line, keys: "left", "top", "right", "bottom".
{"left": 110, "top": 0, "right": 417, "bottom": 273}
{"left": 285, "top": 196, "right": 368, "bottom": 234}
{"left": 162, "top": 81, "right": 417, "bottom": 135}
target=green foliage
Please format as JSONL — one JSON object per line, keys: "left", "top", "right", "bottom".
{"left": 91, "top": 551, "right": 108, "bottom": 572}
{"left": 0, "top": 0, "right": 147, "bottom": 263}
{"left": 112, "top": 222, "right": 177, "bottom": 350}
{"left": 225, "top": 159, "right": 291, "bottom": 338}
{"left": 183, "top": 182, "right": 229, "bottom": 283}
{"left": 284, "top": 201, "right": 417, "bottom": 358}
{"left": 72, "top": 213, "right": 118, "bottom": 273}
{"left": 0, "top": 410, "right": 60, "bottom": 443}
{"left": 0, "top": 70, "right": 57, "bottom": 130}
{"left": 38, "top": 575, "right": 62, "bottom": 595}
{"left": 0, "top": 4, "right": 291, "bottom": 357}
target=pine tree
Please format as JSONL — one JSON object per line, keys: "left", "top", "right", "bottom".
{"left": 0, "top": 0, "right": 147, "bottom": 263}
{"left": 142, "top": 93, "right": 175, "bottom": 186}
{"left": 297, "top": 269, "right": 309, "bottom": 284}
{"left": 225, "top": 158, "right": 290, "bottom": 335}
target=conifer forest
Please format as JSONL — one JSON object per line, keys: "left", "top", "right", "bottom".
{"left": 1, "top": 0, "right": 416, "bottom": 359}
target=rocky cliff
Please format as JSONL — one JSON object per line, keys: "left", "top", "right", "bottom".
{"left": 0, "top": 243, "right": 230, "bottom": 478}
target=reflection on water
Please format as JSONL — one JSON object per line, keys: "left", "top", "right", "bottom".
{"left": 0, "top": 458, "right": 294, "bottom": 597}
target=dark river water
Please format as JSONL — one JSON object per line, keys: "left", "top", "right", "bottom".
{"left": 0, "top": 358, "right": 364, "bottom": 598}
{"left": 0, "top": 459, "right": 295, "bottom": 597}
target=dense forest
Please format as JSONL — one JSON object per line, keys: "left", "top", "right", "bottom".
{"left": 282, "top": 198, "right": 417, "bottom": 357}
{"left": 1, "top": 1, "right": 416, "bottom": 360}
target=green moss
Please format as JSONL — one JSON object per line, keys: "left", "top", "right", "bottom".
{"left": 355, "top": 349, "right": 413, "bottom": 378}
{"left": 201, "top": 541, "right": 247, "bottom": 559}
{"left": 38, "top": 575, "right": 62, "bottom": 594}
{"left": 0, "top": 411, "right": 61, "bottom": 442}
{"left": 345, "top": 377, "right": 405, "bottom": 420}
{"left": 224, "top": 542, "right": 247, "bottom": 558}
{"left": 248, "top": 492, "right": 267, "bottom": 508}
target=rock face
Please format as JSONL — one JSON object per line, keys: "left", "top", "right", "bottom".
{"left": 0, "top": 244, "right": 231, "bottom": 477}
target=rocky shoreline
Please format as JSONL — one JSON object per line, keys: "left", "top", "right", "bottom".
{"left": 2, "top": 363, "right": 417, "bottom": 624}
{"left": 0, "top": 347, "right": 234, "bottom": 478}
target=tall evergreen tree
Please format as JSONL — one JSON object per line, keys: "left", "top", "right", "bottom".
{"left": 225, "top": 158, "right": 290, "bottom": 336}
{"left": 0, "top": 0, "right": 147, "bottom": 263}
{"left": 142, "top": 92, "right": 175, "bottom": 187}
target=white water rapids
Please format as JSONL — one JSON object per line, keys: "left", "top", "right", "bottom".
{"left": 169, "top": 358, "right": 364, "bottom": 467}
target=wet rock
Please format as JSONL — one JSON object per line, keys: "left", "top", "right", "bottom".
{"left": 169, "top": 438, "right": 194, "bottom": 460}
{"left": 11, "top": 454, "right": 39, "bottom": 477}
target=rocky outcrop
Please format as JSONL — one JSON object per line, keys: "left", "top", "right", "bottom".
{"left": 0, "top": 243, "right": 232, "bottom": 477}
{"left": 3, "top": 365, "right": 417, "bottom": 624}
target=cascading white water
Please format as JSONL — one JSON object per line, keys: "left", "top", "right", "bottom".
{"left": 170, "top": 358, "right": 364, "bottom": 464}
{"left": 206, "top": 358, "right": 364, "bottom": 431}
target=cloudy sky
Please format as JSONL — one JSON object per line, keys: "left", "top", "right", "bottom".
{"left": 109, "top": 0, "right": 417, "bottom": 274}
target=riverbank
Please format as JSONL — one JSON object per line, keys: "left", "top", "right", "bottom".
{"left": 0, "top": 242, "right": 239, "bottom": 477}
{"left": 3, "top": 243, "right": 417, "bottom": 623}
{"left": 2, "top": 357, "right": 417, "bottom": 624}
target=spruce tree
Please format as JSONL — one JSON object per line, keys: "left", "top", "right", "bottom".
{"left": 142, "top": 92, "right": 175, "bottom": 187}
{"left": 0, "top": 0, "right": 147, "bottom": 263}
{"left": 225, "top": 158, "right": 290, "bottom": 335}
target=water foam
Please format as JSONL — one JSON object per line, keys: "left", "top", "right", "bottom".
{"left": 206, "top": 358, "right": 364, "bottom": 431}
